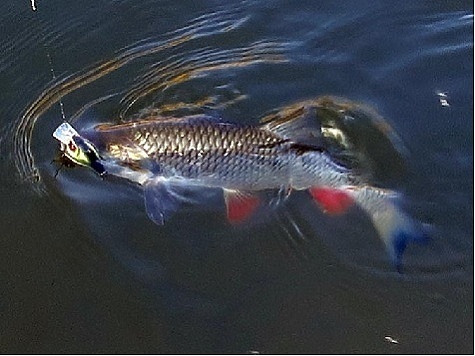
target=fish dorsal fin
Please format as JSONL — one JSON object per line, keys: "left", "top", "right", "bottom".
{"left": 261, "top": 105, "right": 324, "bottom": 148}
{"left": 261, "top": 97, "right": 408, "bottom": 186}
{"left": 313, "top": 96, "right": 408, "bottom": 186}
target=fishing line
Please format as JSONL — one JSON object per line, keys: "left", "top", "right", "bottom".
{"left": 29, "top": 1, "right": 69, "bottom": 179}
{"left": 30, "top": 1, "right": 67, "bottom": 122}
{"left": 45, "top": 50, "right": 67, "bottom": 121}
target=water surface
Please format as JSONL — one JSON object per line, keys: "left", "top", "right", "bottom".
{"left": 0, "top": 0, "right": 472, "bottom": 353}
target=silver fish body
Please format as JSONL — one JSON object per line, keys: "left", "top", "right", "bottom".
{"left": 87, "top": 115, "right": 356, "bottom": 191}
{"left": 61, "top": 113, "right": 427, "bottom": 270}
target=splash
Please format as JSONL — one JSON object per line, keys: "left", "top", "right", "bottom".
{"left": 260, "top": 96, "right": 408, "bottom": 187}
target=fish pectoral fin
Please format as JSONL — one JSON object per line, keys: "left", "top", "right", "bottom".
{"left": 223, "top": 189, "right": 261, "bottom": 224}
{"left": 308, "top": 186, "right": 354, "bottom": 215}
{"left": 143, "top": 179, "right": 185, "bottom": 225}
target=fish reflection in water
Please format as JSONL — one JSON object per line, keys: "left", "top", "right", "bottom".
{"left": 53, "top": 97, "right": 429, "bottom": 271}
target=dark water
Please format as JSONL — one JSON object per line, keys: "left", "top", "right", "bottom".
{"left": 0, "top": 0, "right": 473, "bottom": 353}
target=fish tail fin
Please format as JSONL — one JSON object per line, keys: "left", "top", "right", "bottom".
{"left": 349, "top": 186, "right": 430, "bottom": 272}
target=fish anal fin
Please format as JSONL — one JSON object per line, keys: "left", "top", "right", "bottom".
{"left": 309, "top": 187, "right": 354, "bottom": 214}
{"left": 224, "top": 189, "right": 260, "bottom": 223}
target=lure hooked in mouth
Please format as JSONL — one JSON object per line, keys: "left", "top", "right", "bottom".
{"left": 52, "top": 122, "right": 107, "bottom": 177}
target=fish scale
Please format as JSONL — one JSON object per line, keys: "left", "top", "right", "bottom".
{"left": 55, "top": 114, "right": 428, "bottom": 269}
{"left": 92, "top": 118, "right": 302, "bottom": 190}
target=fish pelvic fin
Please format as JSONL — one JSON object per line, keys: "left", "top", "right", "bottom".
{"left": 223, "top": 189, "right": 261, "bottom": 224}
{"left": 348, "top": 186, "right": 430, "bottom": 272}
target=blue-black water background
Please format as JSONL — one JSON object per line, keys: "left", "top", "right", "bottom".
{"left": 0, "top": 0, "right": 473, "bottom": 353}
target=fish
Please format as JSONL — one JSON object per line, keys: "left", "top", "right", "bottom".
{"left": 53, "top": 111, "right": 428, "bottom": 270}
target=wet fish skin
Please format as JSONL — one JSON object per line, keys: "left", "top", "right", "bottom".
{"left": 75, "top": 114, "right": 428, "bottom": 270}
{"left": 89, "top": 115, "right": 356, "bottom": 191}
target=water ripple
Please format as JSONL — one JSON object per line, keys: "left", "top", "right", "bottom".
{"left": 8, "top": 4, "right": 289, "bottom": 194}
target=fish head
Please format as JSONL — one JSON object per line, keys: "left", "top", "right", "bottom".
{"left": 53, "top": 122, "right": 107, "bottom": 177}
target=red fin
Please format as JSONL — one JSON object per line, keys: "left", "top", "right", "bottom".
{"left": 224, "top": 190, "right": 260, "bottom": 223}
{"left": 309, "top": 187, "right": 354, "bottom": 214}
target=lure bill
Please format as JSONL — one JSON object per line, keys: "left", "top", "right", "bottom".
{"left": 52, "top": 110, "right": 429, "bottom": 270}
